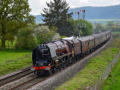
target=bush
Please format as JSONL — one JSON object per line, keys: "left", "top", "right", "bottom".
{"left": 15, "top": 26, "right": 37, "bottom": 49}
{"left": 34, "top": 25, "right": 60, "bottom": 44}
{"left": 69, "top": 19, "right": 94, "bottom": 36}
{"left": 52, "top": 33, "right": 61, "bottom": 40}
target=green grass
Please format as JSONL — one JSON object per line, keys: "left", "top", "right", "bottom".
{"left": 102, "top": 58, "right": 120, "bottom": 90}
{"left": 88, "top": 19, "right": 120, "bottom": 25}
{"left": 112, "top": 32, "right": 120, "bottom": 34}
{"left": 0, "top": 49, "right": 32, "bottom": 76}
{"left": 88, "top": 19, "right": 120, "bottom": 22}
{"left": 56, "top": 38, "right": 120, "bottom": 90}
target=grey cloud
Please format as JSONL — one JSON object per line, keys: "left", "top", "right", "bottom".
{"left": 29, "top": 0, "right": 120, "bottom": 15}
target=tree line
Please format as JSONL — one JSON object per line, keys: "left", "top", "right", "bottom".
{"left": 0, "top": 0, "right": 93, "bottom": 49}
{"left": 94, "top": 21, "right": 120, "bottom": 33}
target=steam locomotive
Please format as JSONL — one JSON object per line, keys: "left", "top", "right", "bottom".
{"left": 31, "top": 31, "right": 111, "bottom": 76}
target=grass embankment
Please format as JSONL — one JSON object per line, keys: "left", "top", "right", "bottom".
{"left": 0, "top": 49, "right": 32, "bottom": 76}
{"left": 102, "top": 58, "right": 120, "bottom": 90}
{"left": 56, "top": 38, "right": 120, "bottom": 90}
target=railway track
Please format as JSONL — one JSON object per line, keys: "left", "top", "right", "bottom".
{"left": 0, "top": 71, "right": 48, "bottom": 90}
{"left": 0, "top": 67, "right": 33, "bottom": 89}
{"left": 0, "top": 38, "right": 112, "bottom": 90}
{"left": 11, "top": 77, "right": 46, "bottom": 90}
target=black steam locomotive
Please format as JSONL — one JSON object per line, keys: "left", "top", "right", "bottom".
{"left": 31, "top": 31, "right": 111, "bottom": 76}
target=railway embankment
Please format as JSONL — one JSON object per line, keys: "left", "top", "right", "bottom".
{"left": 56, "top": 38, "right": 120, "bottom": 90}
{"left": 102, "top": 56, "right": 120, "bottom": 90}
{"left": 0, "top": 50, "right": 32, "bottom": 76}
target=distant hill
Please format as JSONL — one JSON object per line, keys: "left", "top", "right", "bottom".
{"left": 35, "top": 5, "right": 120, "bottom": 24}
{"left": 70, "top": 5, "right": 120, "bottom": 19}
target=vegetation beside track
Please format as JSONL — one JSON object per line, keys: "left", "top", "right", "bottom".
{"left": 56, "top": 38, "right": 120, "bottom": 90}
{"left": 0, "top": 49, "right": 32, "bottom": 76}
{"left": 102, "top": 58, "right": 120, "bottom": 90}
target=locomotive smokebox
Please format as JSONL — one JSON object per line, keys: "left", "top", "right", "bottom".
{"left": 32, "top": 44, "right": 52, "bottom": 71}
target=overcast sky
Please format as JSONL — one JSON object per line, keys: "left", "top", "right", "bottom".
{"left": 28, "top": 0, "right": 120, "bottom": 15}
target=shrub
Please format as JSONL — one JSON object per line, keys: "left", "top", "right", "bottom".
{"left": 15, "top": 26, "right": 37, "bottom": 49}
{"left": 69, "top": 19, "right": 93, "bottom": 36}
{"left": 34, "top": 25, "right": 60, "bottom": 44}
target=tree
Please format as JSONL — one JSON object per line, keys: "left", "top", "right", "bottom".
{"left": 58, "top": 21, "right": 74, "bottom": 36}
{"left": 69, "top": 19, "right": 93, "bottom": 36}
{"left": 34, "top": 25, "right": 60, "bottom": 44}
{"left": 42, "top": 0, "right": 72, "bottom": 35}
{"left": 15, "top": 26, "right": 37, "bottom": 49}
{"left": 104, "top": 22, "right": 120, "bottom": 32}
{"left": 81, "top": 20, "right": 93, "bottom": 36}
{"left": 94, "top": 23, "right": 105, "bottom": 33}
{"left": 0, "top": 0, "right": 34, "bottom": 48}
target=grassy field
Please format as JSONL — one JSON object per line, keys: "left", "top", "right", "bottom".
{"left": 0, "top": 49, "right": 32, "bottom": 76}
{"left": 88, "top": 19, "right": 120, "bottom": 22}
{"left": 56, "top": 38, "right": 120, "bottom": 90}
{"left": 88, "top": 19, "right": 120, "bottom": 24}
{"left": 112, "top": 32, "right": 120, "bottom": 34}
{"left": 102, "top": 58, "right": 120, "bottom": 90}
